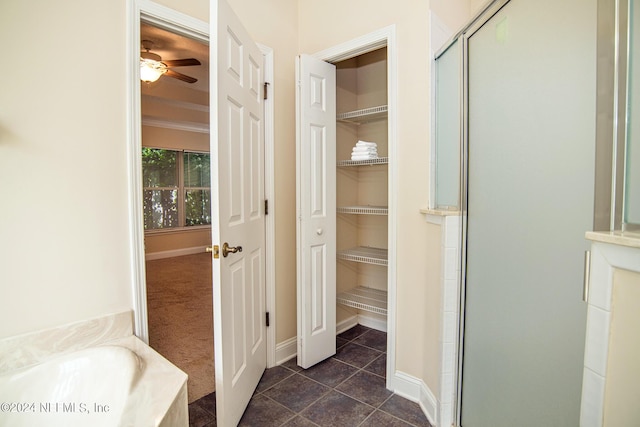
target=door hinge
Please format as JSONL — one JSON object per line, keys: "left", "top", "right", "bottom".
{"left": 265, "top": 199, "right": 269, "bottom": 215}
{"left": 263, "top": 82, "right": 270, "bottom": 100}
{"left": 266, "top": 312, "right": 270, "bottom": 327}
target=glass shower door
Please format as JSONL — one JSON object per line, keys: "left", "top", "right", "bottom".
{"left": 435, "top": 40, "right": 461, "bottom": 210}
{"left": 460, "top": 0, "right": 597, "bottom": 425}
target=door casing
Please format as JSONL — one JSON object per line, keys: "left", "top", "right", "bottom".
{"left": 306, "top": 25, "right": 399, "bottom": 392}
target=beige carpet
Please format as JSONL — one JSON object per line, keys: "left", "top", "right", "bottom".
{"left": 145, "top": 253, "right": 215, "bottom": 403}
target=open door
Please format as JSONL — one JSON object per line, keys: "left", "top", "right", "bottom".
{"left": 211, "top": 0, "right": 266, "bottom": 425}
{"left": 296, "top": 54, "right": 337, "bottom": 368}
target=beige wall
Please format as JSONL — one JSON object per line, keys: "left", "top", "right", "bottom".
{"left": 431, "top": 0, "right": 475, "bottom": 33}
{"left": 603, "top": 268, "right": 640, "bottom": 426}
{"left": 152, "top": 0, "right": 208, "bottom": 22}
{"left": 430, "top": 0, "right": 485, "bottom": 41}
{"left": 144, "top": 229, "right": 211, "bottom": 254}
{"left": 142, "top": 126, "right": 209, "bottom": 152}
{"left": 298, "top": 0, "right": 438, "bottom": 388}
{"left": 0, "top": 0, "right": 133, "bottom": 338}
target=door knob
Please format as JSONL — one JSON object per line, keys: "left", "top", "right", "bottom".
{"left": 222, "top": 242, "right": 243, "bottom": 257}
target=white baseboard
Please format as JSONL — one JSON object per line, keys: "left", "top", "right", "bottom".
{"left": 145, "top": 246, "right": 207, "bottom": 261}
{"left": 275, "top": 336, "right": 297, "bottom": 365}
{"left": 357, "top": 313, "right": 387, "bottom": 332}
{"left": 278, "top": 315, "right": 380, "bottom": 365}
{"left": 392, "top": 370, "right": 438, "bottom": 426}
{"left": 337, "top": 314, "right": 387, "bottom": 334}
{"left": 277, "top": 315, "right": 387, "bottom": 366}
{"left": 337, "top": 315, "right": 359, "bottom": 334}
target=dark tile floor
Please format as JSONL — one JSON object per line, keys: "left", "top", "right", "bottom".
{"left": 189, "top": 325, "right": 432, "bottom": 427}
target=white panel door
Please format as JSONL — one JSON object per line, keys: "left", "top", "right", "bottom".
{"left": 296, "top": 54, "right": 337, "bottom": 369}
{"left": 211, "top": 1, "right": 266, "bottom": 425}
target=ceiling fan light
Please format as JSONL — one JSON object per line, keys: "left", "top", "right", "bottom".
{"left": 140, "top": 58, "right": 167, "bottom": 83}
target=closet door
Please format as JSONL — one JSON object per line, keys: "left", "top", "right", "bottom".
{"left": 296, "top": 54, "right": 337, "bottom": 368}
{"left": 461, "top": 0, "right": 596, "bottom": 425}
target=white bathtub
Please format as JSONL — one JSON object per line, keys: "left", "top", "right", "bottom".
{"left": 0, "top": 345, "right": 142, "bottom": 427}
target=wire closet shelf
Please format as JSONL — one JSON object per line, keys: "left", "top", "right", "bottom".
{"left": 337, "top": 205, "right": 388, "bottom": 215}
{"left": 337, "top": 286, "right": 388, "bottom": 315}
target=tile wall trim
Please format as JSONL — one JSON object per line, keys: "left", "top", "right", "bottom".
{"left": 580, "top": 239, "right": 640, "bottom": 427}
{"left": 439, "top": 215, "right": 462, "bottom": 427}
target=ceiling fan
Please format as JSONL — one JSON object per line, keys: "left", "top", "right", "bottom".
{"left": 140, "top": 40, "right": 201, "bottom": 84}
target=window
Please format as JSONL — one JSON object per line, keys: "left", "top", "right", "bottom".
{"left": 142, "top": 148, "right": 211, "bottom": 230}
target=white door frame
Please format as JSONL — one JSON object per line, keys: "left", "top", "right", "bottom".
{"left": 311, "top": 25, "right": 398, "bottom": 392}
{"left": 125, "top": 0, "right": 276, "bottom": 366}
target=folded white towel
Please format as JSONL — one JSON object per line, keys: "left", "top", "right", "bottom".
{"left": 352, "top": 147, "right": 378, "bottom": 153}
{"left": 356, "top": 140, "right": 377, "bottom": 147}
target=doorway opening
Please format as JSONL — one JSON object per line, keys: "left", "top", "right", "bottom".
{"left": 296, "top": 26, "right": 398, "bottom": 390}
{"left": 139, "top": 21, "right": 214, "bottom": 403}
{"left": 128, "top": 2, "right": 277, "bottom": 414}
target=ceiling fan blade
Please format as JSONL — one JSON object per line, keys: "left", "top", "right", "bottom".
{"left": 163, "top": 58, "right": 201, "bottom": 67}
{"left": 165, "top": 69, "right": 198, "bottom": 84}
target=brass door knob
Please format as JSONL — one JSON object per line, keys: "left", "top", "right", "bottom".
{"left": 222, "top": 242, "right": 243, "bottom": 257}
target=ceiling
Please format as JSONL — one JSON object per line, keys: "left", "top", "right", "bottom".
{"left": 140, "top": 22, "right": 209, "bottom": 93}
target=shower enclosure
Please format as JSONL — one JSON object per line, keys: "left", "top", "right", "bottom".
{"left": 434, "top": 0, "right": 600, "bottom": 425}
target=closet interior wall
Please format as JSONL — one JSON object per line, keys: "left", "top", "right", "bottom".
{"left": 335, "top": 48, "right": 389, "bottom": 330}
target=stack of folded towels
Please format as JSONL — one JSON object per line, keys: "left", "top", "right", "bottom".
{"left": 351, "top": 140, "right": 378, "bottom": 161}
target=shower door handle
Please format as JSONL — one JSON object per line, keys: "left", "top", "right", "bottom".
{"left": 583, "top": 250, "right": 591, "bottom": 302}
{"left": 222, "top": 242, "right": 243, "bottom": 257}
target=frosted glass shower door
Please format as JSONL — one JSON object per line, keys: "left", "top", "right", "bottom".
{"left": 460, "top": 0, "right": 596, "bottom": 426}
{"left": 435, "top": 40, "right": 461, "bottom": 209}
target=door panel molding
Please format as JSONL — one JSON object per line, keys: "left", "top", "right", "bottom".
{"left": 296, "top": 54, "right": 337, "bottom": 369}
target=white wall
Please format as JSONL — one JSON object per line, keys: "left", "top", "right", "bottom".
{"left": 0, "top": 0, "right": 133, "bottom": 338}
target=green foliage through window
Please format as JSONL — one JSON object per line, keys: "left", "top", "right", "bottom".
{"left": 142, "top": 148, "right": 211, "bottom": 230}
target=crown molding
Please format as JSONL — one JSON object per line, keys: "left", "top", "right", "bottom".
{"left": 142, "top": 94, "right": 209, "bottom": 113}
{"left": 142, "top": 115, "right": 209, "bottom": 133}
